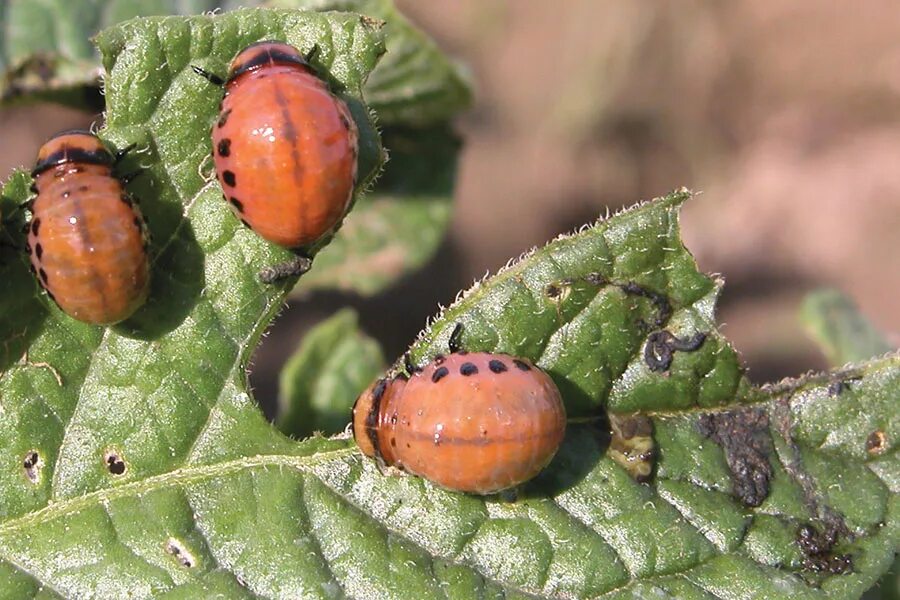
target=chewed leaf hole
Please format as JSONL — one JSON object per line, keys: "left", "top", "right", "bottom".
{"left": 22, "top": 450, "right": 42, "bottom": 484}
{"left": 103, "top": 450, "right": 127, "bottom": 476}
{"left": 164, "top": 538, "right": 196, "bottom": 568}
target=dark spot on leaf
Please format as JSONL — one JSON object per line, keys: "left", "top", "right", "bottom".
{"left": 584, "top": 272, "right": 606, "bottom": 286}
{"left": 866, "top": 430, "right": 886, "bottom": 455}
{"left": 545, "top": 284, "right": 561, "bottom": 298}
{"left": 432, "top": 366, "right": 449, "bottom": 383}
{"left": 105, "top": 452, "right": 126, "bottom": 476}
{"left": 222, "top": 170, "right": 236, "bottom": 187}
{"left": 165, "top": 538, "right": 196, "bottom": 568}
{"left": 217, "top": 138, "right": 231, "bottom": 157}
{"left": 697, "top": 407, "right": 772, "bottom": 507}
{"left": 489, "top": 360, "right": 507, "bottom": 374}
{"left": 619, "top": 282, "right": 673, "bottom": 329}
{"left": 22, "top": 450, "right": 42, "bottom": 484}
{"left": 513, "top": 359, "right": 531, "bottom": 371}
{"left": 460, "top": 362, "right": 478, "bottom": 376}
{"left": 644, "top": 330, "right": 706, "bottom": 372}
{"left": 797, "top": 524, "right": 853, "bottom": 574}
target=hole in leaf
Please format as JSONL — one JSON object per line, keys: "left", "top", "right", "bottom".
{"left": 103, "top": 450, "right": 127, "bottom": 476}
{"left": 164, "top": 538, "right": 196, "bottom": 568}
{"left": 22, "top": 450, "right": 42, "bottom": 484}
{"left": 866, "top": 430, "right": 887, "bottom": 455}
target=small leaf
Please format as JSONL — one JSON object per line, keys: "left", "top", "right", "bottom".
{"left": 295, "top": 125, "right": 458, "bottom": 295}
{"left": 801, "top": 288, "right": 893, "bottom": 367}
{"left": 277, "top": 308, "right": 384, "bottom": 437}
{"left": 0, "top": 0, "right": 236, "bottom": 105}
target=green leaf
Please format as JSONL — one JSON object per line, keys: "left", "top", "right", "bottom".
{"left": 277, "top": 308, "right": 384, "bottom": 438}
{"left": 0, "top": 0, "right": 245, "bottom": 105}
{"left": 801, "top": 289, "right": 893, "bottom": 367}
{"left": 3, "top": 117, "right": 898, "bottom": 600}
{"left": 294, "top": 125, "right": 458, "bottom": 295}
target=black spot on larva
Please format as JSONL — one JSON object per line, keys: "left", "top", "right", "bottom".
{"left": 35, "top": 243, "right": 43, "bottom": 260}
{"left": 222, "top": 170, "right": 236, "bottom": 187}
{"left": 217, "top": 138, "right": 232, "bottom": 157}
{"left": 460, "top": 362, "right": 478, "bottom": 376}
{"left": 432, "top": 366, "right": 449, "bottom": 383}
{"left": 489, "top": 360, "right": 507, "bottom": 374}
{"left": 62, "top": 190, "right": 70, "bottom": 199}
{"left": 339, "top": 113, "right": 351, "bottom": 130}
{"left": 120, "top": 194, "right": 133, "bottom": 207}
{"left": 239, "top": 218, "right": 251, "bottom": 228}
{"left": 133, "top": 217, "right": 142, "bottom": 231}
{"left": 31, "top": 218, "right": 41, "bottom": 236}
{"left": 38, "top": 268, "right": 48, "bottom": 284}
{"left": 106, "top": 453, "right": 126, "bottom": 476}
{"left": 513, "top": 359, "right": 531, "bottom": 371}
{"left": 77, "top": 185, "right": 88, "bottom": 192}
{"left": 434, "top": 354, "right": 446, "bottom": 365}
{"left": 45, "top": 289, "right": 56, "bottom": 303}
{"left": 29, "top": 183, "right": 38, "bottom": 194}
{"left": 390, "top": 438, "right": 396, "bottom": 447}
{"left": 229, "top": 197, "right": 244, "bottom": 212}
{"left": 217, "top": 108, "right": 232, "bottom": 128}
{"left": 697, "top": 407, "right": 772, "bottom": 507}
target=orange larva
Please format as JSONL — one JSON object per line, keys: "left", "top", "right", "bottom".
{"left": 28, "top": 131, "right": 149, "bottom": 325}
{"left": 197, "top": 41, "right": 358, "bottom": 280}
{"left": 352, "top": 352, "right": 567, "bottom": 494}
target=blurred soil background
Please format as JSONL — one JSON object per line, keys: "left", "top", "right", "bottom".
{"left": 1, "top": 1, "right": 898, "bottom": 413}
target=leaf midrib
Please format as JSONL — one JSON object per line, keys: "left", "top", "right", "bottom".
{"left": 0, "top": 446, "right": 357, "bottom": 539}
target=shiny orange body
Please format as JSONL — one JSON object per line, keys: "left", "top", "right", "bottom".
{"left": 29, "top": 132, "right": 149, "bottom": 325}
{"left": 212, "top": 41, "right": 358, "bottom": 249}
{"left": 353, "top": 353, "right": 566, "bottom": 494}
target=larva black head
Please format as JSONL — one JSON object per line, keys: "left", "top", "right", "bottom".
{"left": 32, "top": 130, "right": 114, "bottom": 177}
{"left": 352, "top": 377, "right": 392, "bottom": 460}
{"left": 227, "top": 41, "right": 312, "bottom": 83}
